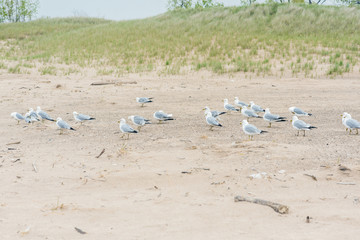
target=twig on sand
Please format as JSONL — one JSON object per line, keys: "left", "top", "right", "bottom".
{"left": 32, "top": 162, "right": 38, "bottom": 173}
{"left": 336, "top": 182, "right": 356, "bottom": 185}
{"left": 74, "top": 227, "right": 87, "bottom": 234}
{"left": 90, "top": 82, "right": 115, "bottom": 86}
{"left": 95, "top": 149, "right": 105, "bottom": 158}
{"left": 6, "top": 141, "right": 20, "bottom": 145}
{"left": 234, "top": 195, "right": 289, "bottom": 214}
{"left": 304, "top": 173, "right": 317, "bottom": 181}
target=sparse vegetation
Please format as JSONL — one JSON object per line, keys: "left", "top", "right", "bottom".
{"left": 0, "top": 4, "right": 359, "bottom": 77}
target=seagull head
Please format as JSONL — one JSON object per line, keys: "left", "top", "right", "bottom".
{"left": 37, "top": 106, "right": 41, "bottom": 111}
{"left": 291, "top": 116, "right": 298, "bottom": 122}
{"left": 265, "top": 108, "right": 270, "bottom": 113}
{"left": 240, "top": 120, "right": 248, "bottom": 125}
{"left": 128, "top": 116, "right": 135, "bottom": 121}
{"left": 118, "top": 118, "right": 126, "bottom": 124}
{"left": 73, "top": 111, "right": 78, "bottom": 116}
{"left": 224, "top": 99, "right": 228, "bottom": 104}
{"left": 289, "top": 107, "right": 295, "bottom": 113}
{"left": 56, "top": 117, "right": 62, "bottom": 122}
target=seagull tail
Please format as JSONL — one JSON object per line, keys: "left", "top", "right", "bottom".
{"left": 89, "top": 118, "right": 96, "bottom": 120}
{"left": 256, "top": 116, "right": 262, "bottom": 118}
{"left": 218, "top": 123, "right": 223, "bottom": 127}
{"left": 308, "top": 113, "right": 313, "bottom": 116}
{"left": 49, "top": 119, "right": 55, "bottom": 122}
{"left": 278, "top": 117, "right": 287, "bottom": 120}
{"left": 260, "top": 130, "right": 268, "bottom": 134}
{"left": 165, "top": 117, "right": 175, "bottom": 121}
{"left": 145, "top": 121, "right": 152, "bottom": 124}
{"left": 276, "top": 119, "right": 287, "bottom": 122}
{"left": 309, "top": 126, "right": 317, "bottom": 129}
{"left": 132, "top": 130, "right": 138, "bottom": 133}
{"left": 219, "top": 112, "right": 226, "bottom": 115}
{"left": 70, "top": 127, "right": 76, "bottom": 131}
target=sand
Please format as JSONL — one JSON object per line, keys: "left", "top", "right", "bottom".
{"left": 1, "top": 72, "right": 360, "bottom": 239}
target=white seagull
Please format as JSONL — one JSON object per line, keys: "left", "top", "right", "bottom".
{"left": 118, "top": 118, "right": 138, "bottom": 139}
{"left": 56, "top": 117, "right": 75, "bottom": 134}
{"left": 203, "top": 106, "right": 226, "bottom": 119}
{"left": 10, "top": 112, "right": 25, "bottom": 124}
{"left": 249, "top": 101, "right": 265, "bottom": 113}
{"left": 341, "top": 113, "right": 360, "bottom": 135}
{"left": 289, "top": 107, "right": 312, "bottom": 116}
{"left": 128, "top": 115, "right": 151, "bottom": 132}
{"left": 224, "top": 99, "right": 239, "bottom": 113}
{"left": 263, "top": 108, "right": 286, "bottom": 127}
{"left": 240, "top": 120, "right": 267, "bottom": 140}
{"left": 291, "top": 116, "right": 316, "bottom": 136}
{"left": 73, "top": 111, "right": 95, "bottom": 124}
{"left": 205, "top": 112, "right": 222, "bottom": 131}
{"left": 36, "top": 106, "right": 55, "bottom": 122}
{"left": 241, "top": 106, "right": 261, "bottom": 120}
{"left": 234, "top": 97, "right": 248, "bottom": 108}
{"left": 153, "top": 110, "right": 174, "bottom": 124}
{"left": 136, "top": 97, "right": 153, "bottom": 107}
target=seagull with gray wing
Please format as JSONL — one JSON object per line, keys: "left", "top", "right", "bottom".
{"left": 73, "top": 111, "right": 95, "bottom": 124}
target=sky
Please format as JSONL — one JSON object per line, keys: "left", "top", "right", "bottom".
{"left": 37, "top": 0, "right": 242, "bottom": 21}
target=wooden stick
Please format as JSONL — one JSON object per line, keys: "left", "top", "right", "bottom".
{"left": 90, "top": 82, "right": 115, "bottom": 86}
{"left": 304, "top": 173, "right": 317, "bottom": 181}
{"left": 234, "top": 195, "right": 289, "bottom": 214}
{"left": 6, "top": 141, "right": 21, "bottom": 145}
{"left": 95, "top": 149, "right": 105, "bottom": 158}
{"left": 336, "top": 182, "right": 356, "bottom": 185}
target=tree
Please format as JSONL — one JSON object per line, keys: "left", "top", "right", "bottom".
{"left": 0, "top": 0, "right": 39, "bottom": 23}
{"left": 167, "top": 0, "right": 224, "bottom": 10}
{"left": 195, "top": 0, "right": 224, "bottom": 8}
{"left": 167, "top": 0, "right": 193, "bottom": 10}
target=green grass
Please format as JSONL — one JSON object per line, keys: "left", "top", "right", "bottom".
{"left": 0, "top": 4, "right": 360, "bottom": 76}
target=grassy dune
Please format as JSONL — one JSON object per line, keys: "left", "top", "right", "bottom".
{"left": 0, "top": 4, "right": 360, "bottom": 77}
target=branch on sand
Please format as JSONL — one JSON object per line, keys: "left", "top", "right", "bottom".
{"left": 234, "top": 195, "right": 289, "bottom": 214}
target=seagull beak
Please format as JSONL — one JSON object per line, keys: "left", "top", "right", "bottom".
{"left": 248, "top": 104, "right": 251, "bottom": 107}
{"left": 239, "top": 122, "right": 242, "bottom": 125}
{"left": 117, "top": 120, "right": 120, "bottom": 123}
{"left": 290, "top": 120, "right": 292, "bottom": 123}
{"left": 340, "top": 114, "right": 343, "bottom": 117}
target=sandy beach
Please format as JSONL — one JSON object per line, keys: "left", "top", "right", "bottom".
{"left": 1, "top": 71, "right": 359, "bottom": 239}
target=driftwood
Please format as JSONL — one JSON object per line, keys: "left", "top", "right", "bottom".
{"left": 74, "top": 227, "right": 87, "bottom": 234}
{"left": 90, "top": 82, "right": 115, "bottom": 86}
{"left": 234, "top": 195, "right": 289, "bottom": 214}
{"left": 6, "top": 141, "right": 21, "bottom": 145}
{"left": 336, "top": 182, "right": 356, "bottom": 185}
{"left": 304, "top": 173, "right": 317, "bottom": 181}
{"left": 95, "top": 149, "right": 105, "bottom": 158}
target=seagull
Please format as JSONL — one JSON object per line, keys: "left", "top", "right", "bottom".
{"left": 234, "top": 97, "right": 248, "bottom": 108}
{"left": 341, "top": 113, "right": 360, "bottom": 135}
{"left": 289, "top": 107, "right": 312, "bottom": 116}
{"left": 118, "top": 118, "right": 138, "bottom": 139}
{"left": 153, "top": 110, "right": 174, "bottom": 124}
{"left": 136, "top": 97, "right": 153, "bottom": 107}
{"left": 203, "top": 106, "right": 226, "bottom": 119}
{"left": 224, "top": 99, "right": 239, "bottom": 113}
{"left": 249, "top": 101, "right": 265, "bottom": 113}
{"left": 128, "top": 115, "right": 151, "bottom": 132}
{"left": 241, "top": 106, "right": 261, "bottom": 121}
{"left": 10, "top": 112, "right": 25, "bottom": 124}
{"left": 240, "top": 120, "right": 267, "bottom": 140}
{"left": 28, "top": 108, "right": 40, "bottom": 122}
{"left": 73, "top": 111, "right": 95, "bottom": 124}
{"left": 291, "top": 116, "right": 316, "bottom": 136}
{"left": 56, "top": 117, "right": 75, "bottom": 134}
{"left": 341, "top": 112, "right": 351, "bottom": 132}
{"left": 36, "top": 106, "right": 55, "bottom": 122}
{"left": 263, "top": 108, "right": 287, "bottom": 127}
{"left": 205, "top": 112, "right": 222, "bottom": 131}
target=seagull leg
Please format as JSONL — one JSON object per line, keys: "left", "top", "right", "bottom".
{"left": 297, "top": 131, "right": 299, "bottom": 136}
{"left": 141, "top": 103, "right": 144, "bottom": 107}
{"left": 267, "top": 122, "right": 271, "bottom": 128}
{"left": 17, "top": 120, "right": 20, "bottom": 125}
{"left": 349, "top": 129, "right": 352, "bottom": 135}
{"left": 356, "top": 129, "right": 359, "bottom": 135}
{"left": 209, "top": 126, "right": 213, "bottom": 131}
{"left": 121, "top": 134, "right": 125, "bottom": 139}
{"left": 303, "top": 130, "right": 306, "bottom": 137}
{"left": 138, "top": 126, "right": 141, "bottom": 132}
